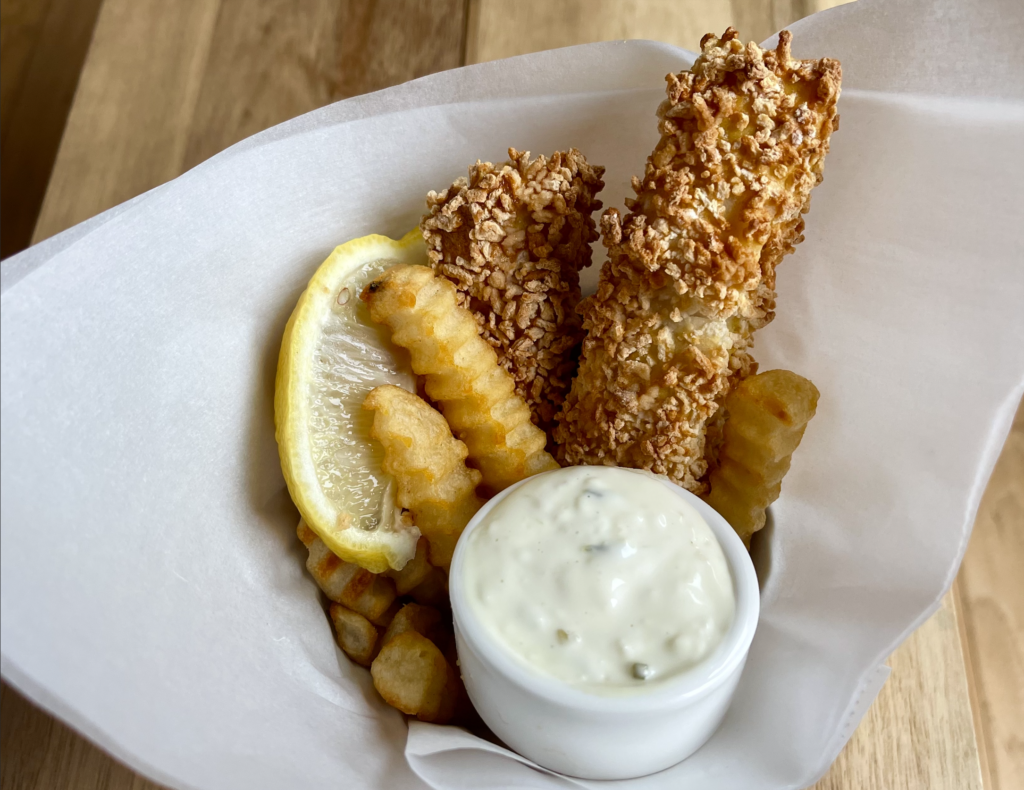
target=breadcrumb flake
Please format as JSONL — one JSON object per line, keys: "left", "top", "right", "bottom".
{"left": 555, "top": 28, "right": 841, "bottom": 493}
{"left": 422, "top": 148, "right": 605, "bottom": 438}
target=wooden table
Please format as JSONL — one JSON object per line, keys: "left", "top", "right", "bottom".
{"left": 2, "top": 2, "right": 1021, "bottom": 789}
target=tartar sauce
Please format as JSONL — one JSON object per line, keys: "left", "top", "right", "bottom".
{"left": 462, "top": 466, "right": 735, "bottom": 692}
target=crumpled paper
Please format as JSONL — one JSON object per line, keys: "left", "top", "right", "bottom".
{"left": 2, "top": 0, "right": 1022, "bottom": 787}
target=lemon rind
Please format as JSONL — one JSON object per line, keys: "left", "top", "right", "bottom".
{"left": 275, "top": 230, "right": 425, "bottom": 573}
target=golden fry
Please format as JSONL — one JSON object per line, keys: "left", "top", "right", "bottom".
{"left": 386, "top": 536, "right": 435, "bottom": 595}
{"left": 704, "top": 369, "right": 819, "bottom": 545}
{"left": 329, "top": 604, "right": 380, "bottom": 667}
{"left": 423, "top": 147, "right": 605, "bottom": 436}
{"left": 381, "top": 602, "right": 445, "bottom": 648}
{"left": 297, "top": 519, "right": 397, "bottom": 624}
{"left": 371, "top": 631, "right": 459, "bottom": 723}
{"left": 423, "top": 534, "right": 459, "bottom": 573}
{"left": 361, "top": 265, "right": 559, "bottom": 493}
{"left": 363, "top": 384, "right": 484, "bottom": 570}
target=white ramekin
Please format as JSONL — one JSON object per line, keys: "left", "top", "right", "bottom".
{"left": 449, "top": 468, "right": 760, "bottom": 780}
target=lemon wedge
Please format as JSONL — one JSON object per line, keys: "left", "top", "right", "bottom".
{"left": 276, "top": 231, "right": 424, "bottom": 573}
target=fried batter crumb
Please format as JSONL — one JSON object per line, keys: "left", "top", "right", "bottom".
{"left": 555, "top": 29, "right": 841, "bottom": 493}
{"left": 421, "top": 148, "right": 605, "bottom": 439}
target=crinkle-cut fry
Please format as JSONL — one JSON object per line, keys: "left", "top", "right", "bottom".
{"left": 704, "top": 369, "right": 819, "bottom": 546}
{"left": 555, "top": 28, "right": 840, "bottom": 493}
{"left": 329, "top": 604, "right": 380, "bottom": 666}
{"left": 422, "top": 147, "right": 605, "bottom": 437}
{"left": 362, "top": 265, "right": 559, "bottom": 493}
{"left": 297, "top": 519, "right": 397, "bottom": 624}
{"left": 371, "top": 631, "right": 459, "bottom": 723}
{"left": 386, "top": 536, "right": 434, "bottom": 595}
{"left": 364, "top": 384, "right": 485, "bottom": 570}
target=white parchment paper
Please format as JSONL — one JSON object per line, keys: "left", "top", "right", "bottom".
{"left": 2, "top": 0, "right": 1023, "bottom": 788}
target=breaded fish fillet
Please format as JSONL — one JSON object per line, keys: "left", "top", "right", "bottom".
{"left": 555, "top": 29, "right": 840, "bottom": 492}
{"left": 421, "top": 148, "right": 605, "bottom": 437}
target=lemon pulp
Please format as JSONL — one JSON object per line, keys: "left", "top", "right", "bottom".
{"left": 276, "top": 231, "right": 425, "bottom": 572}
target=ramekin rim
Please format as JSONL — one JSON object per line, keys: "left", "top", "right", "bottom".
{"left": 449, "top": 466, "right": 760, "bottom": 714}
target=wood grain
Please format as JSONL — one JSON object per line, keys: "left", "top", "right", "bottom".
{"left": 0, "top": 684, "right": 164, "bottom": 790}
{"left": 31, "top": 0, "right": 222, "bottom": 244}
{"left": 464, "top": 0, "right": 855, "bottom": 63}
{"left": 956, "top": 579, "right": 994, "bottom": 790}
{"left": 465, "top": 0, "right": 732, "bottom": 64}
{"left": 1, "top": 0, "right": 52, "bottom": 142}
{"left": 730, "top": 0, "right": 812, "bottom": 46}
{"left": 182, "top": 0, "right": 466, "bottom": 171}
{"left": 958, "top": 400, "right": 1024, "bottom": 790}
{"left": 0, "top": 0, "right": 103, "bottom": 258}
{"left": 813, "top": 587, "right": 984, "bottom": 790}
{"left": 30, "top": 0, "right": 468, "bottom": 246}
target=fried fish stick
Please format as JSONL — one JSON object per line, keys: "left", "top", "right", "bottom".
{"left": 555, "top": 28, "right": 840, "bottom": 493}
{"left": 705, "top": 369, "right": 819, "bottom": 545}
{"left": 362, "top": 266, "right": 559, "bottom": 493}
{"left": 364, "top": 384, "right": 485, "bottom": 569}
{"left": 422, "top": 148, "right": 605, "bottom": 436}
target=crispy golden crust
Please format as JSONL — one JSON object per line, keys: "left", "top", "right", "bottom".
{"left": 361, "top": 264, "right": 559, "bottom": 493}
{"left": 329, "top": 604, "right": 380, "bottom": 667}
{"left": 705, "top": 369, "right": 819, "bottom": 545}
{"left": 386, "top": 536, "right": 435, "bottom": 595}
{"left": 555, "top": 28, "right": 840, "bottom": 492}
{"left": 297, "top": 519, "right": 397, "bottom": 624}
{"left": 422, "top": 148, "right": 605, "bottom": 438}
{"left": 371, "top": 631, "right": 459, "bottom": 724}
{"left": 363, "top": 385, "right": 484, "bottom": 570}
